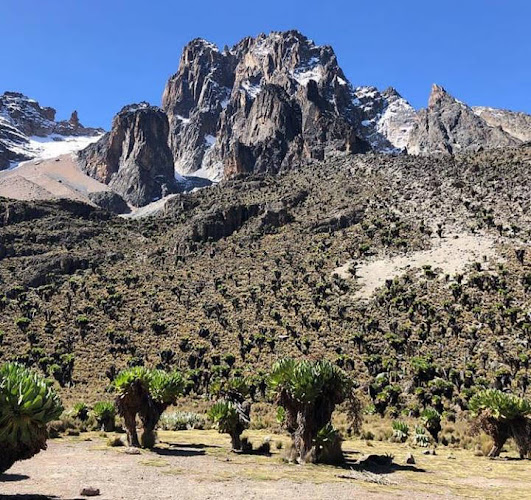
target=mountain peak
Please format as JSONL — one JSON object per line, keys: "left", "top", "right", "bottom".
{"left": 408, "top": 84, "right": 520, "bottom": 154}
{"left": 187, "top": 38, "right": 219, "bottom": 52}
{"left": 428, "top": 83, "right": 455, "bottom": 108}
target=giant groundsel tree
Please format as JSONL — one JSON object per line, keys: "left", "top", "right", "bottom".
{"left": 0, "top": 363, "right": 63, "bottom": 473}
{"left": 268, "top": 358, "right": 361, "bottom": 464}
{"left": 114, "top": 367, "right": 184, "bottom": 448}
{"left": 470, "top": 389, "right": 531, "bottom": 458}
{"left": 208, "top": 377, "right": 251, "bottom": 451}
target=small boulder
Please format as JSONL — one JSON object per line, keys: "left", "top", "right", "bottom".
{"left": 124, "top": 447, "right": 141, "bottom": 455}
{"left": 88, "top": 190, "right": 131, "bottom": 215}
{"left": 80, "top": 487, "right": 100, "bottom": 497}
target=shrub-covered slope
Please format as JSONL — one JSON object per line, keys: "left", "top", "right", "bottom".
{"left": 0, "top": 146, "right": 530, "bottom": 411}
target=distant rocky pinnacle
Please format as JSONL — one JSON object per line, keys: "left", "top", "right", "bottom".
{"left": 160, "top": 31, "right": 408, "bottom": 179}
{"left": 0, "top": 91, "right": 103, "bottom": 169}
{"left": 406, "top": 84, "right": 522, "bottom": 154}
{"left": 472, "top": 106, "right": 531, "bottom": 143}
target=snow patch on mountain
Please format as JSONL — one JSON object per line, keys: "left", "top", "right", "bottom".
{"left": 353, "top": 86, "right": 417, "bottom": 152}
{"left": 291, "top": 59, "right": 324, "bottom": 86}
{"left": 8, "top": 134, "right": 103, "bottom": 170}
{"left": 376, "top": 96, "right": 417, "bottom": 150}
{"left": 241, "top": 80, "right": 262, "bottom": 98}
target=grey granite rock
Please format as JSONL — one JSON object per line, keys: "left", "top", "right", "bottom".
{"left": 78, "top": 103, "right": 178, "bottom": 206}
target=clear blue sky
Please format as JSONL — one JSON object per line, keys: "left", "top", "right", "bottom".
{"left": 2, "top": 0, "right": 529, "bottom": 129}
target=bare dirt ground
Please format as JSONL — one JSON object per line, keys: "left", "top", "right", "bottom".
{"left": 1, "top": 430, "right": 530, "bottom": 500}
{"left": 335, "top": 233, "right": 501, "bottom": 299}
{"left": 0, "top": 155, "right": 109, "bottom": 204}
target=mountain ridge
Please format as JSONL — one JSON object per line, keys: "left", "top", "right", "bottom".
{"left": 2, "top": 30, "right": 531, "bottom": 210}
{"left": 0, "top": 91, "right": 103, "bottom": 170}
{"left": 84, "top": 30, "right": 531, "bottom": 197}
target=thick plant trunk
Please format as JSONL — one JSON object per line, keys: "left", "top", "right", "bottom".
{"left": 230, "top": 433, "right": 242, "bottom": 451}
{"left": 0, "top": 435, "right": 47, "bottom": 474}
{"left": 487, "top": 427, "right": 509, "bottom": 458}
{"left": 115, "top": 382, "right": 146, "bottom": 448}
{"left": 294, "top": 411, "right": 315, "bottom": 463}
{"left": 510, "top": 418, "right": 531, "bottom": 459}
{"left": 478, "top": 415, "right": 510, "bottom": 458}
{"left": 123, "top": 411, "right": 140, "bottom": 447}
{"left": 488, "top": 440, "right": 506, "bottom": 458}
{"left": 140, "top": 428, "right": 157, "bottom": 449}
{"left": 139, "top": 402, "right": 164, "bottom": 449}
{"left": 0, "top": 450, "right": 17, "bottom": 475}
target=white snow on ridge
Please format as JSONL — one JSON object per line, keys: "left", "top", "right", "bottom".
{"left": 352, "top": 86, "right": 417, "bottom": 151}
{"left": 176, "top": 114, "right": 191, "bottom": 125}
{"left": 241, "top": 80, "right": 262, "bottom": 98}
{"left": 8, "top": 134, "right": 103, "bottom": 170}
{"left": 197, "top": 39, "right": 219, "bottom": 52}
{"left": 337, "top": 77, "right": 347, "bottom": 86}
{"left": 376, "top": 97, "right": 417, "bottom": 150}
{"left": 291, "top": 65, "right": 324, "bottom": 86}
{"left": 291, "top": 57, "right": 323, "bottom": 86}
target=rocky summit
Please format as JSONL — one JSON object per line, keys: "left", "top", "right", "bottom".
{"left": 407, "top": 84, "right": 523, "bottom": 154}
{"left": 161, "top": 31, "right": 375, "bottom": 179}
{"left": 159, "top": 31, "right": 531, "bottom": 178}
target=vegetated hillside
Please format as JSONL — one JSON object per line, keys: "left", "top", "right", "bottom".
{"left": 0, "top": 145, "right": 530, "bottom": 413}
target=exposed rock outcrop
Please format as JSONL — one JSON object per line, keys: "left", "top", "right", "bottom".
{"left": 81, "top": 31, "right": 531, "bottom": 196}
{"left": 407, "top": 84, "right": 521, "bottom": 154}
{"left": 473, "top": 106, "right": 531, "bottom": 143}
{"left": 88, "top": 190, "right": 130, "bottom": 214}
{"left": 189, "top": 203, "right": 261, "bottom": 242}
{"left": 354, "top": 86, "right": 417, "bottom": 152}
{"left": 0, "top": 91, "right": 58, "bottom": 137}
{"left": 162, "top": 31, "right": 386, "bottom": 180}
{"left": 310, "top": 205, "right": 366, "bottom": 233}
{"left": 78, "top": 103, "right": 179, "bottom": 206}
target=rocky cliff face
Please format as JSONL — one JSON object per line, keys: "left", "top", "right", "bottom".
{"left": 78, "top": 103, "right": 179, "bottom": 206}
{"left": 473, "top": 106, "right": 531, "bottom": 143}
{"left": 162, "top": 31, "right": 408, "bottom": 179}
{"left": 407, "top": 84, "right": 521, "bottom": 154}
{"left": 0, "top": 91, "right": 103, "bottom": 169}
{"left": 354, "top": 86, "right": 417, "bottom": 152}
{"left": 76, "top": 31, "right": 531, "bottom": 199}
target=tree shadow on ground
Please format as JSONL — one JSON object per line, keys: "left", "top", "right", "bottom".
{"left": 341, "top": 456, "right": 426, "bottom": 474}
{"left": 0, "top": 496, "right": 59, "bottom": 500}
{"left": 152, "top": 444, "right": 206, "bottom": 457}
{"left": 0, "top": 473, "right": 30, "bottom": 482}
{"left": 159, "top": 442, "right": 221, "bottom": 450}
